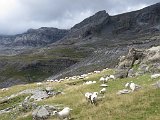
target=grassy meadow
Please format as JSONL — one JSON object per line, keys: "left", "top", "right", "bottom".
{"left": 0, "top": 69, "right": 160, "bottom": 120}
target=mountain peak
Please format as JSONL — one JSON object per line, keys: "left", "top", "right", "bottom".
{"left": 72, "top": 10, "right": 109, "bottom": 30}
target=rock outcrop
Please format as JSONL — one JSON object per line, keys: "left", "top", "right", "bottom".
{"left": 0, "top": 27, "right": 68, "bottom": 55}
{"left": 32, "top": 105, "right": 58, "bottom": 120}
{"left": 115, "top": 45, "right": 160, "bottom": 78}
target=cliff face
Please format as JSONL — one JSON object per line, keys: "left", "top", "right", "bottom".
{"left": 115, "top": 45, "right": 160, "bottom": 79}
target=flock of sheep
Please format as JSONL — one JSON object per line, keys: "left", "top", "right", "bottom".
{"left": 46, "top": 69, "right": 108, "bottom": 83}
{"left": 1, "top": 68, "right": 160, "bottom": 120}
{"left": 51, "top": 72, "right": 160, "bottom": 120}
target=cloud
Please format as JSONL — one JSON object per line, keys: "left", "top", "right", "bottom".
{"left": 0, "top": 0, "right": 159, "bottom": 35}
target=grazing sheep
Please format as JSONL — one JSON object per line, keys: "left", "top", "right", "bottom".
{"left": 55, "top": 79, "right": 59, "bottom": 82}
{"left": 99, "top": 77, "right": 107, "bottom": 83}
{"left": 125, "top": 81, "right": 141, "bottom": 92}
{"left": 94, "top": 71, "right": 101, "bottom": 73}
{"left": 100, "top": 76, "right": 110, "bottom": 83}
{"left": 91, "top": 92, "right": 98, "bottom": 105}
{"left": 84, "top": 81, "right": 96, "bottom": 85}
{"left": 36, "top": 82, "right": 42, "bottom": 85}
{"left": 125, "top": 82, "right": 130, "bottom": 88}
{"left": 130, "top": 82, "right": 136, "bottom": 92}
{"left": 105, "top": 76, "right": 110, "bottom": 82}
{"left": 46, "top": 79, "right": 50, "bottom": 82}
{"left": 100, "top": 77, "right": 105, "bottom": 81}
{"left": 85, "top": 92, "right": 93, "bottom": 102}
{"left": 100, "top": 88, "right": 106, "bottom": 94}
{"left": 53, "top": 107, "right": 72, "bottom": 120}
{"left": 109, "top": 75, "right": 115, "bottom": 80}
{"left": 50, "top": 79, "right": 54, "bottom": 82}
{"left": 1, "top": 88, "right": 9, "bottom": 91}
{"left": 151, "top": 74, "right": 160, "bottom": 79}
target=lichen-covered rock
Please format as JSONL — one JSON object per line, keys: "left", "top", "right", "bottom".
{"left": 116, "top": 46, "right": 160, "bottom": 78}
{"left": 32, "top": 105, "right": 58, "bottom": 120}
{"left": 115, "top": 48, "right": 145, "bottom": 78}
{"left": 32, "top": 106, "right": 50, "bottom": 120}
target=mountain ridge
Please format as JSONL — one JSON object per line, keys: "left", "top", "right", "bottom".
{"left": 0, "top": 3, "right": 160, "bottom": 87}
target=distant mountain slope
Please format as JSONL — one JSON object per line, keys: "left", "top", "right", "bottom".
{"left": 55, "top": 2, "right": 160, "bottom": 46}
{"left": 0, "top": 3, "right": 160, "bottom": 87}
{"left": 50, "top": 2, "right": 160, "bottom": 79}
{"left": 0, "top": 27, "right": 68, "bottom": 55}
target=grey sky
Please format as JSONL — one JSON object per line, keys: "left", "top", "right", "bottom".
{"left": 0, "top": 0, "right": 159, "bottom": 35}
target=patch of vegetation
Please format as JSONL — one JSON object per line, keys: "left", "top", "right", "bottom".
{"left": 0, "top": 47, "right": 90, "bottom": 84}
{"left": 0, "top": 94, "right": 29, "bottom": 110}
{"left": 0, "top": 69, "right": 159, "bottom": 120}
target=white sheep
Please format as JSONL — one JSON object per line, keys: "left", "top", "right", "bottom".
{"left": 109, "top": 75, "right": 115, "bottom": 80}
{"left": 99, "top": 77, "right": 105, "bottom": 81}
{"left": 125, "top": 82, "right": 130, "bottom": 88}
{"left": 90, "top": 92, "right": 98, "bottom": 105}
{"left": 125, "top": 81, "right": 141, "bottom": 92}
{"left": 53, "top": 107, "right": 72, "bottom": 120}
{"left": 55, "top": 79, "right": 59, "bottom": 82}
{"left": 130, "top": 82, "right": 136, "bottom": 92}
{"left": 99, "top": 77, "right": 106, "bottom": 83}
{"left": 50, "top": 79, "right": 54, "bottom": 82}
{"left": 105, "top": 76, "right": 110, "bottom": 82}
{"left": 84, "top": 81, "right": 96, "bottom": 85}
{"left": 94, "top": 71, "right": 101, "bottom": 73}
{"left": 1, "top": 88, "right": 9, "bottom": 91}
{"left": 100, "top": 88, "right": 106, "bottom": 94}
{"left": 85, "top": 92, "right": 93, "bottom": 102}
{"left": 36, "top": 82, "right": 42, "bottom": 85}
{"left": 151, "top": 74, "right": 160, "bottom": 79}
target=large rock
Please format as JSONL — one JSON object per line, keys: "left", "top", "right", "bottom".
{"left": 116, "top": 46, "right": 160, "bottom": 78}
{"left": 115, "top": 48, "right": 145, "bottom": 78}
{"left": 32, "top": 106, "right": 50, "bottom": 120}
{"left": 21, "top": 96, "right": 37, "bottom": 111}
{"left": 32, "top": 105, "right": 58, "bottom": 120}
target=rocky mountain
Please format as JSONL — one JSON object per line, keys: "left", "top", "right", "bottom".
{"left": 0, "top": 3, "right": 160, "bottom": 87}
{"left": 0, "top": 27, "right": 68, "bottom": 55}
{"left": 50, "top": 2, "right": 160, "bottom": 79}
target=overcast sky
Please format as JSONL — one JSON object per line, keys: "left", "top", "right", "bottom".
{"left": 0, "top": 0, "right": 159, "bottom": 35}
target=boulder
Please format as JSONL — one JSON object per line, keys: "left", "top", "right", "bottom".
{"left": 128, "top": 68, "right": 135, "bottom": 77}
{"left": 115, "top": 48, "right": 145, "bottom": 78}
{"left": 32, "top": 106, "right": 50, "bottom": 120}
{"left": 32, "top": 105, "right": 58, "bottom": 120}
{"left": 21, "top": 96, "right": 37, "bottom": 111}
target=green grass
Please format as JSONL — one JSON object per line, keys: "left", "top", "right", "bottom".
{"left": 0, "top": 47, "right": 90, "bottom": 83}
{"left": 0, "top": 94, "right": 28, "bottom": 110}
{"left": 0, "top": 69, "right": 159, "bottom": 120}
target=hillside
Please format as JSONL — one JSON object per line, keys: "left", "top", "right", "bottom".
{"left": 0, "top": 67, "right": 159, "bottom": 120}
{"left": 0, "top": 27, "right": 68, "bottom": 55}
{"left": 0, "top": 3, "right": 160, "bottom": 88}
{"left": 0, "top": 45, "right": 160, "bottom": 119}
